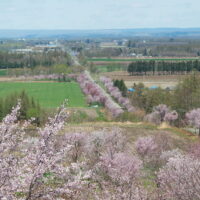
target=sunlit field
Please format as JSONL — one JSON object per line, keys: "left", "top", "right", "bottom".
{"left": 0, "top": 81, "right": 87, "bottom": 108}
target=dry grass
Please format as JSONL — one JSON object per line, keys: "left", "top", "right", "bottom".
{"left": 63, "top": 121, "right": 198, "bottom": 146}
{"left": 102, "top": 71, "right": 191, "bottom": 88}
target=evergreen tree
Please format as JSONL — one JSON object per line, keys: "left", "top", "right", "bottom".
{"left": 114, "top": 79, "right": 127, "bottom": 96}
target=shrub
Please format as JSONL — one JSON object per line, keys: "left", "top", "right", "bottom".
{"left": 116, "top": 110, "right": 145, "bottom": 122}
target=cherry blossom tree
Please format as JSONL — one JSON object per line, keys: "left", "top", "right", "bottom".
{"left": 0, "top": 101, "right": 30, "bottom": 199}
{"left": 0, "top": 103, "right": 92, "bottom": 199}
{"left": 99, "top": 152, "right": 142, "bottom": 184}
{"left": 135, "top": 134, "right": 175, "bottom": 168}
{"left": 157, "top": 154, "right": 200, "bottom": 200}
{"left": 0, "top": 103, "right": 152, "bottom": 199}
{"left": 164, "top": 110, "right": 178, "bottom": 123}
{"left": 135, "top": 136, "right": 158, "bottom": 158}
{"left": 64, "top": 132, "right": 87, "bottom": 162}
{"left": 100, "top": 76, "right": 136, "bottom": 113}
{"left": 145, "top": 104, "right": 178, "bottom": 125}
{"left": 16, "top": 74, "right": 76, "bottom": 82}
{"left": 92, "top": 152, "right": 147, "bottom": 200}
{"left": 189, "top": 142, "right": 200, "bottom": 159}
{"left": 186, "top": 108, "right": 200, "bottom": 136}
{"left": 77, "top": 72, "right": 124, "bottom": 117}
{"left": 0, "top": 100, "right": 195, "bottom": 200}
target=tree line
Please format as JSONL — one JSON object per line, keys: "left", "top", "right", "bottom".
{"left": 0, "top": 51, "right": 73, "bottom": 69}
{"left": 128, "top": 60, "right": 200, "bottom": 75}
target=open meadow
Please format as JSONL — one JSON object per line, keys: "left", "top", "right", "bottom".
{"left": 0, "top": 81, "right": 87, "bottom": 108}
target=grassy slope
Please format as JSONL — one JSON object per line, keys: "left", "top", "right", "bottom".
{"left": 0, "top": 81, "right": 87, "bottom": 108}
{"left": 64, "top": 121, "right": 197, "bottom": 141}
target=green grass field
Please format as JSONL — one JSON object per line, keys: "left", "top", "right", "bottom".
{"left": 0, "top": 82, "right": 87, "bottom": 108}
{"left": 88, "top": 58, "right": 199, "bottom": 62}
{"left": 96, "top": 65, "right": 127, "bottom": 72}
{"left": 0, "top": 69, "right": 7, "bottom": 76}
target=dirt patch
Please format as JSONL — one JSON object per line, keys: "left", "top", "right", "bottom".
{"left": 67, "top": 108, "right": 98, "bottom": 118}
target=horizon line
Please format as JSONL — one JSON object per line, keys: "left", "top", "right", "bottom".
{"left": 0, "top": 27, "right": 200, "bottom": 31}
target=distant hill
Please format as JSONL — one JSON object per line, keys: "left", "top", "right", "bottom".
{"left": 0, "top": 28, "right": 200, "bottom": 39}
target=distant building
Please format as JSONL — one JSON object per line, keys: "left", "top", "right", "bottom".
{"left": 129, "top": 53, "right": 136, "bottom": 57}
{"left": 128, "top": 88, "right": 135, "bottom": 92}
{"left": 33, "top": 44, "right": 61, "bottom": 52}
{"left": 11, "top": 43, "right": 61, "bottom": 54}
{"left": 11, "top": 49, "right": 33, "bottom": 53}
{"left": 149, "top": 86, "right": 159, "bottom": 90}
{"left": 100, "top": 42, "right": 118, "bottom": 48}
{"left": 136, "top": 54, "right": 143, "bottom": 57}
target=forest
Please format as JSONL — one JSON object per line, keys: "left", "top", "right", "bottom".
{"left": 0, "top": 51, "right": 73, "bottom": 69}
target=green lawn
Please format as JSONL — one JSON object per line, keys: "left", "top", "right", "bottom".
{"left": 0, "top": 82, "right": 87, "bottom": 108}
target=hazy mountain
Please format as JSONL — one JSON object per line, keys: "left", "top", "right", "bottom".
{"left": 0, "top": 28, "right": 200, "bottom": 39}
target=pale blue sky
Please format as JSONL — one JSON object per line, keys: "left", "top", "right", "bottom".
{"left": 0, "top": 0, "right": 199, "bottom": 30}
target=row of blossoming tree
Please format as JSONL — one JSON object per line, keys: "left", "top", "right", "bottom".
{"left": 77, "top": 71, "right": 124, "bottom": 117}
{"left": 11, "top": 74, "right": 76, "bottom": 81}
{"left": 100, "top": 76, "right": 135, "bottom": 112}
{"left": 1, "top": 102, "right": 200, "bottom": 199}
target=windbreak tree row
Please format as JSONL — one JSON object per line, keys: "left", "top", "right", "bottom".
{"left": 128, "top": 60, "right": 200, "bottom": 75}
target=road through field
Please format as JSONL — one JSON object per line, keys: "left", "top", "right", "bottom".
{"left": 86, "top": 71, "right": 122, "bottom": 110}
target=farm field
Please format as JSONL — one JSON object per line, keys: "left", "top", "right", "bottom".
{"left": 0, "top": 81, "right": 87, "bottom": 108}
{"left": 102, "top": 71, "right": 190, "bottom": 88}
{"left": 95, "top": 64, "right": 127, "bottom": 72}
{"left": 88, "top": 57, "right": 199, "bottom": 62}
{"left": 88, "top": 57, "right": 200, "bottom": 65}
